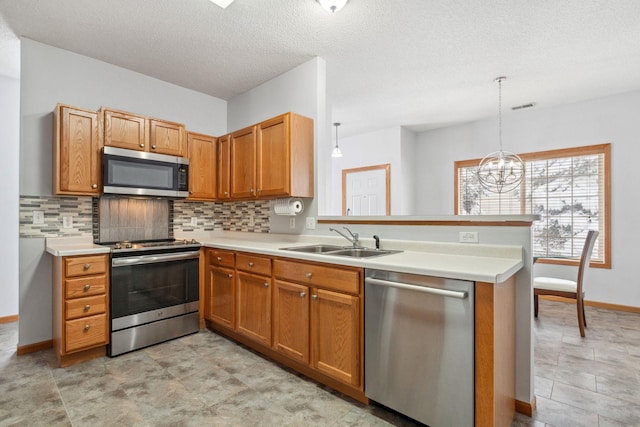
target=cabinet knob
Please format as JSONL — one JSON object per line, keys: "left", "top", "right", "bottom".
{"left": 248, "top": 262, "right": 254, "bottom": 267}
{"left": 249, "top": 188, "right": 254, "bottom": 194}
{"left": 264, "top": 282, "right": 269, "bottom": 288}
{"left": 257, "top": 188, "right": 261, "bottom": 193}
{"left": 92, "top": 184, "right": 97, "bottom": 189}
{"left": 83, "top": 263, "right": 91, "bottom": 270}
{"left": 139, "top": 143, "right": 145, "bottom": 148}
{"left": 306, "top": 272, "right": 313, "bottom": 279}
{"left": 217, "top": 257, "right": 222, "bottom": 262}
{"left": 84, "top": 305, "right": 91, "bottom": 312}
{"left": 227, "top": 273, "right": 233, "bottom": 279}
{"left": 224, "top": 191, "right": 229, "bottom": 196}
{"left": 311, "top": 295, "right": 318, "bottom": 300}
{"left": 152, "top": 144, "right": 157, "bottom": 149}
{"left": 84, "top": 324, "right": 91, "bottom": 331}
{"left": 300, "top": 291, "right": 306, "bottom": 298}
{"left": 83, "top": 284, "right": 91, "bottom": 291}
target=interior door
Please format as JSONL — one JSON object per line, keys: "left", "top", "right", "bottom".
{"left": 342, "top": 164, "right": 390, "bottom": 216}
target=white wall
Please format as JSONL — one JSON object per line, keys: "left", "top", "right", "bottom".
{"left": 18, "top": 39, "right": 228, "bottom": 346}
{"left": 415, "top": 90, "right": 640, "bottom": 308}
{"left": 227, "top": 57, "right": 327, "bottom": 234}
{"left": 0, "top": 75, "right": 20, "bottom": 318}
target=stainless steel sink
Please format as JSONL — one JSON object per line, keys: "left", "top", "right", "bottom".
{"left": 279, "top": 244, "right": 345, "bottom": 253}
{"left": 328, "top": 248, "right": 402, "bottom": 258}
{"left": 280, "top": 245, "right": 401, "bottom": 258}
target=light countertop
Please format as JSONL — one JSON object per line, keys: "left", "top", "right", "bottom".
{"left": 45, "top": 231, "right": 523, "bottom": 284}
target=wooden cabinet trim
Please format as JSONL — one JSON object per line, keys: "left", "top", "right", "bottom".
{"left": 236, "top": 253, "right": 272, "bottom": 275}
{"left": 273, "top": 258, "right": 360, "bottom": 295}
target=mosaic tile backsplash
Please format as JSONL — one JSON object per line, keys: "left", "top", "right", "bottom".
{"left": 19, "top": 196, "right": 271, "bottom": 239}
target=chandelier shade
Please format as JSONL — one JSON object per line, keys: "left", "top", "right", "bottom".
{"left": 331, "top": 122, "right": 343, "bottom": 158}
{"left": 316, "top": 0, "right": 349, "bottom": 13}
{"left": 477, "top": 76, "right": 524, "bottom": 193}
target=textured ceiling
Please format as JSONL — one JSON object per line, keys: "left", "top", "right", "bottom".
{"left": 1, "top": 0, "right": 640, "bottom": 136}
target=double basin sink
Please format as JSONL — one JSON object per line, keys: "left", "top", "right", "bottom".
{"left": 280, "top": 244, "right": 401, "bottom": 258}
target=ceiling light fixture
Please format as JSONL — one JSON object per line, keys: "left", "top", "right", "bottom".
{"left": 331, "top": 122, "right": 343, "bottom": 158}
{"left": 208, "top": 0, "right": 235, "bottom": 9}
{"left": 316, "top": 0, "right": 349, "bottom": 13}
{"left": 477, "top": 76, "right": 524, "bottom": 193}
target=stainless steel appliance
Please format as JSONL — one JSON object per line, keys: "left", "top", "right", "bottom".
{"left": 365, "top": 269, "right": 475, "bottom": 426}
{"left": 108, "top": 239, "right": 200, "bottom": 356}
{"left": 103, "top": 146, "right": 189, "bottom": 197}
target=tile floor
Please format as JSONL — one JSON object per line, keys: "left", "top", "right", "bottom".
{"left": 1, "top": 299, "right": 639, "bottom": 426}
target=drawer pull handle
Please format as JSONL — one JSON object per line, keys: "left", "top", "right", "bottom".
{"left": 248, "top": 262, "right": 254, "bottom": 267}
{"left": 83, "top": 263, "right": 91, "bottom": 270}
{"left": 84, "top": 324, "right": 91, "bottom": 331}
{"left": 300, "top": 291, "right": 306, "bottom": 298}
{"left": 306, "top": 272, "right": 312, "bottom": 279}
{"left": 311, "top": 295, "right": 318, "bottom": 300}
{"left": 84, "top": 284, "right": 91, "bottom": 291}
{"left": 84, "top": 305, "right": 91, "bottom": 312}
{"left": 263, "top": 282, "right": 269, "bottom": 288}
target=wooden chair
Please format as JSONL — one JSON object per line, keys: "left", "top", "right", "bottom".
{"left": 533, "top": 230, "right": 599, "bottom": 337}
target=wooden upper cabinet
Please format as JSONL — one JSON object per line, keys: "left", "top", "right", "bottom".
{"left": 149, "top": 119, "right": 186, "bottom": 157}
{"left": 187, "top": 132, "right": 217, "bottom": 200}
{"left": 230, "top": 125, "right": 257, "bottom": 199}
{"left": 217, "top": 135, "right": 231, "bottom": 200}
{"left": 53, "top": 104, "right": 102, "bottom": 195}
{"left": 102, "top": 108, "right": 147, "bottom": 151}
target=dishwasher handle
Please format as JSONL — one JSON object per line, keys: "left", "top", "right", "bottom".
{"left": 365, "top": 277, "right": 468, "bottom": 299}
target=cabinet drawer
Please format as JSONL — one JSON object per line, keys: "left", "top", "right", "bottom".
{"left": 65, "top": 313, "right": 108, "bottom": 353}
{"left": 236, "top": 253, "right": 271, "bottom": 275}
{"left": 208, "top": 250, "right": 235, "bottom": 268}
{"left": 65, "top": 275, "right": 107, "bottom": 299}
{"left": 65, "top": 255, "right": 108, "bottom": 277}
{"left": 274, "top": 259, "right": 360, "bottom": 294}
{"left": 65, "top": 295, "right": 107, "bottom": 320}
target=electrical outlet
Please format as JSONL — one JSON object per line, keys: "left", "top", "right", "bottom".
{"left": 459, "top": 231, "right": 479, "bottom": 243}
{"left": 190, "top": 217, "right": 198, "bottom": 227}
{"left": 62, "top": 216, "right": 73, "bottom": 229}
{"left": 289, "top": 217, "right": 296, "bottom": 229}
{"left": 305, "top": 217, "right": 316, "bottom": 230}
{"left": 32, "top": 210, "right": 45, "bottom": 225}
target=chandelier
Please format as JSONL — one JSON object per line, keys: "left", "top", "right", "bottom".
{"left": 331, "top": 122, "right": 343, "bottom": 158}
{"left": 477, "top": 77, "right": 524, "bottom": 193}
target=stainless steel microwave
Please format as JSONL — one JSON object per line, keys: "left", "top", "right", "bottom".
{"left": 103, "top": 146, "right": 189, "bottom": 197}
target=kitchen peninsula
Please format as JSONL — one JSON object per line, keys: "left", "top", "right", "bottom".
{"left": 47, "top": 225, "right": 527, "bottom": 427}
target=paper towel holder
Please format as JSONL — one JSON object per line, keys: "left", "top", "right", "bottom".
{"left": 271, "top": 197, "right": 305, "bottom": 216}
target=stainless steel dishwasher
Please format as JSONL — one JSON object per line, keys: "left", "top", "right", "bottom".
{"left": 365, "top": 269, "right": 474, "bottom": 427}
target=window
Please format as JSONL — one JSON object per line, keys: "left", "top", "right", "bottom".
{"left": 455, "top": 144, "right": 610, "bottom": 268}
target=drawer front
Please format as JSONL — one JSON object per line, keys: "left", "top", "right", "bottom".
{"left": 65, "top": 314, "right": 108, "bottom": 353}
{"left": 208, "top": 250, "right": 235, "bottom": 268}
{"left": 65, "top": 255, "right": 108, "bottom": 277}
{"left": 66, "top": 295, "right": 107, "bottom": 320}
{"left": 236, "top": 253, "right": 271, "bottom": 275}
{"left": 274, "top": 259, "right": 360, "bottom": 295}
{"left": 65, "top": 275, "right": 107, "bottom": 299}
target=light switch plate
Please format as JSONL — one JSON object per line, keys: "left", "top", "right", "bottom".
{"left": 305, "top": 217, "right": 316, "bottom": 230}
{"left": 289, "top": 217, "right": 296, "bottom": 229}
{"left": 190, "top": 217, "right": 198, "bottom": 227}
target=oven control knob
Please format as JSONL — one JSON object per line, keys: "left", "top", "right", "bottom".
{"left": 190, "top": 239, "right": 197, "bottom": 244}
{"left": 114, "top": 243, "right": 121, "bottom": 249}
{"left": 125, "top": 242, "right": 132, "bottom": 248}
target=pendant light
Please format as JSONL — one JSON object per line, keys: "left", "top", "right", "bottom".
{"left": 477, "top": 77, "right": 524, "bottom": 193}
{"left": 316, "top": 0, "right": 349, "bottom": 13}
{"left": 331, "top": 122, "right": 343, "bottom": 158}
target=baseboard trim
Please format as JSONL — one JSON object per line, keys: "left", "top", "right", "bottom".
{"left": 17, "top": 339, "right": 53, "bottom": 356}
{"left": 540, "top": 295, "right": 640, "bottom": 314}
{"left": 0, "top": 314, "right": 18, "bottom": 324}
{"left": 515, "top": 396, "right": 536, "bottom": 417}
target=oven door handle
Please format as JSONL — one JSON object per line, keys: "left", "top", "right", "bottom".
{"left": 112, "top": 251, "right": 200, "bottom": 267}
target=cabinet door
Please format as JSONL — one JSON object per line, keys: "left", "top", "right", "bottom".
{"left": 150, "top": 119, "right": 186, "bottom": 157}
{"left": 103, "top": 109, "right": 147, "bottom": 151}
{"left": 54, "top": 105, "right": 102, "bottom": 195}
{"left": 187, "top": 132, "right": 217, "bottom": 200}
{"left": 311, "top": 288, "right": 360, "bottom": 386}
{"left": 273, "top": 280, "right": 310, "bottom": 364}
{"left": 208, "top": 266, "right": 235, "bottom": 329}
{"left": 256, "top": 114, "right": 290, "bottom": 197}
{"left": 237, "top": 271, "right": 271, "bottom": 346}
{"left": 230, "top": 126, "right": 257, "bottom": 199}
{"left": 217, "top": 135, "right": 231, "bottom": 200}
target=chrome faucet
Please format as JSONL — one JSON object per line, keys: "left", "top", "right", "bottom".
{"left": 329, "top": 227, "right": 361, "bottom": 248}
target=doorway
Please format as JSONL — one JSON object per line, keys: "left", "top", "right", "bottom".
{"left": 342, "top": 164, "right": 390, "bottom": 216}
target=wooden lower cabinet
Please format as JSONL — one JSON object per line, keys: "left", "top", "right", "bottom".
{"left": 207, "top": 265, "right": 235, "bottom": 329}
{"left": 273, "top": 280, "right": 310, "bottom": 363}
{"left": 236, "top": 271, "right": 271, "bottom": 346}
{"left": 52, "top": 253, "right": 109, "bottom": 367}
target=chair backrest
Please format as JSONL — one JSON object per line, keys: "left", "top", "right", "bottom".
{"left": 576, "top": 230, "right": 599, "bottom": 295}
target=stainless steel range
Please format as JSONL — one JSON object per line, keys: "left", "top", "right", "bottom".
{"left": 107, "top": 239, "right": 201, "bottom": 356}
